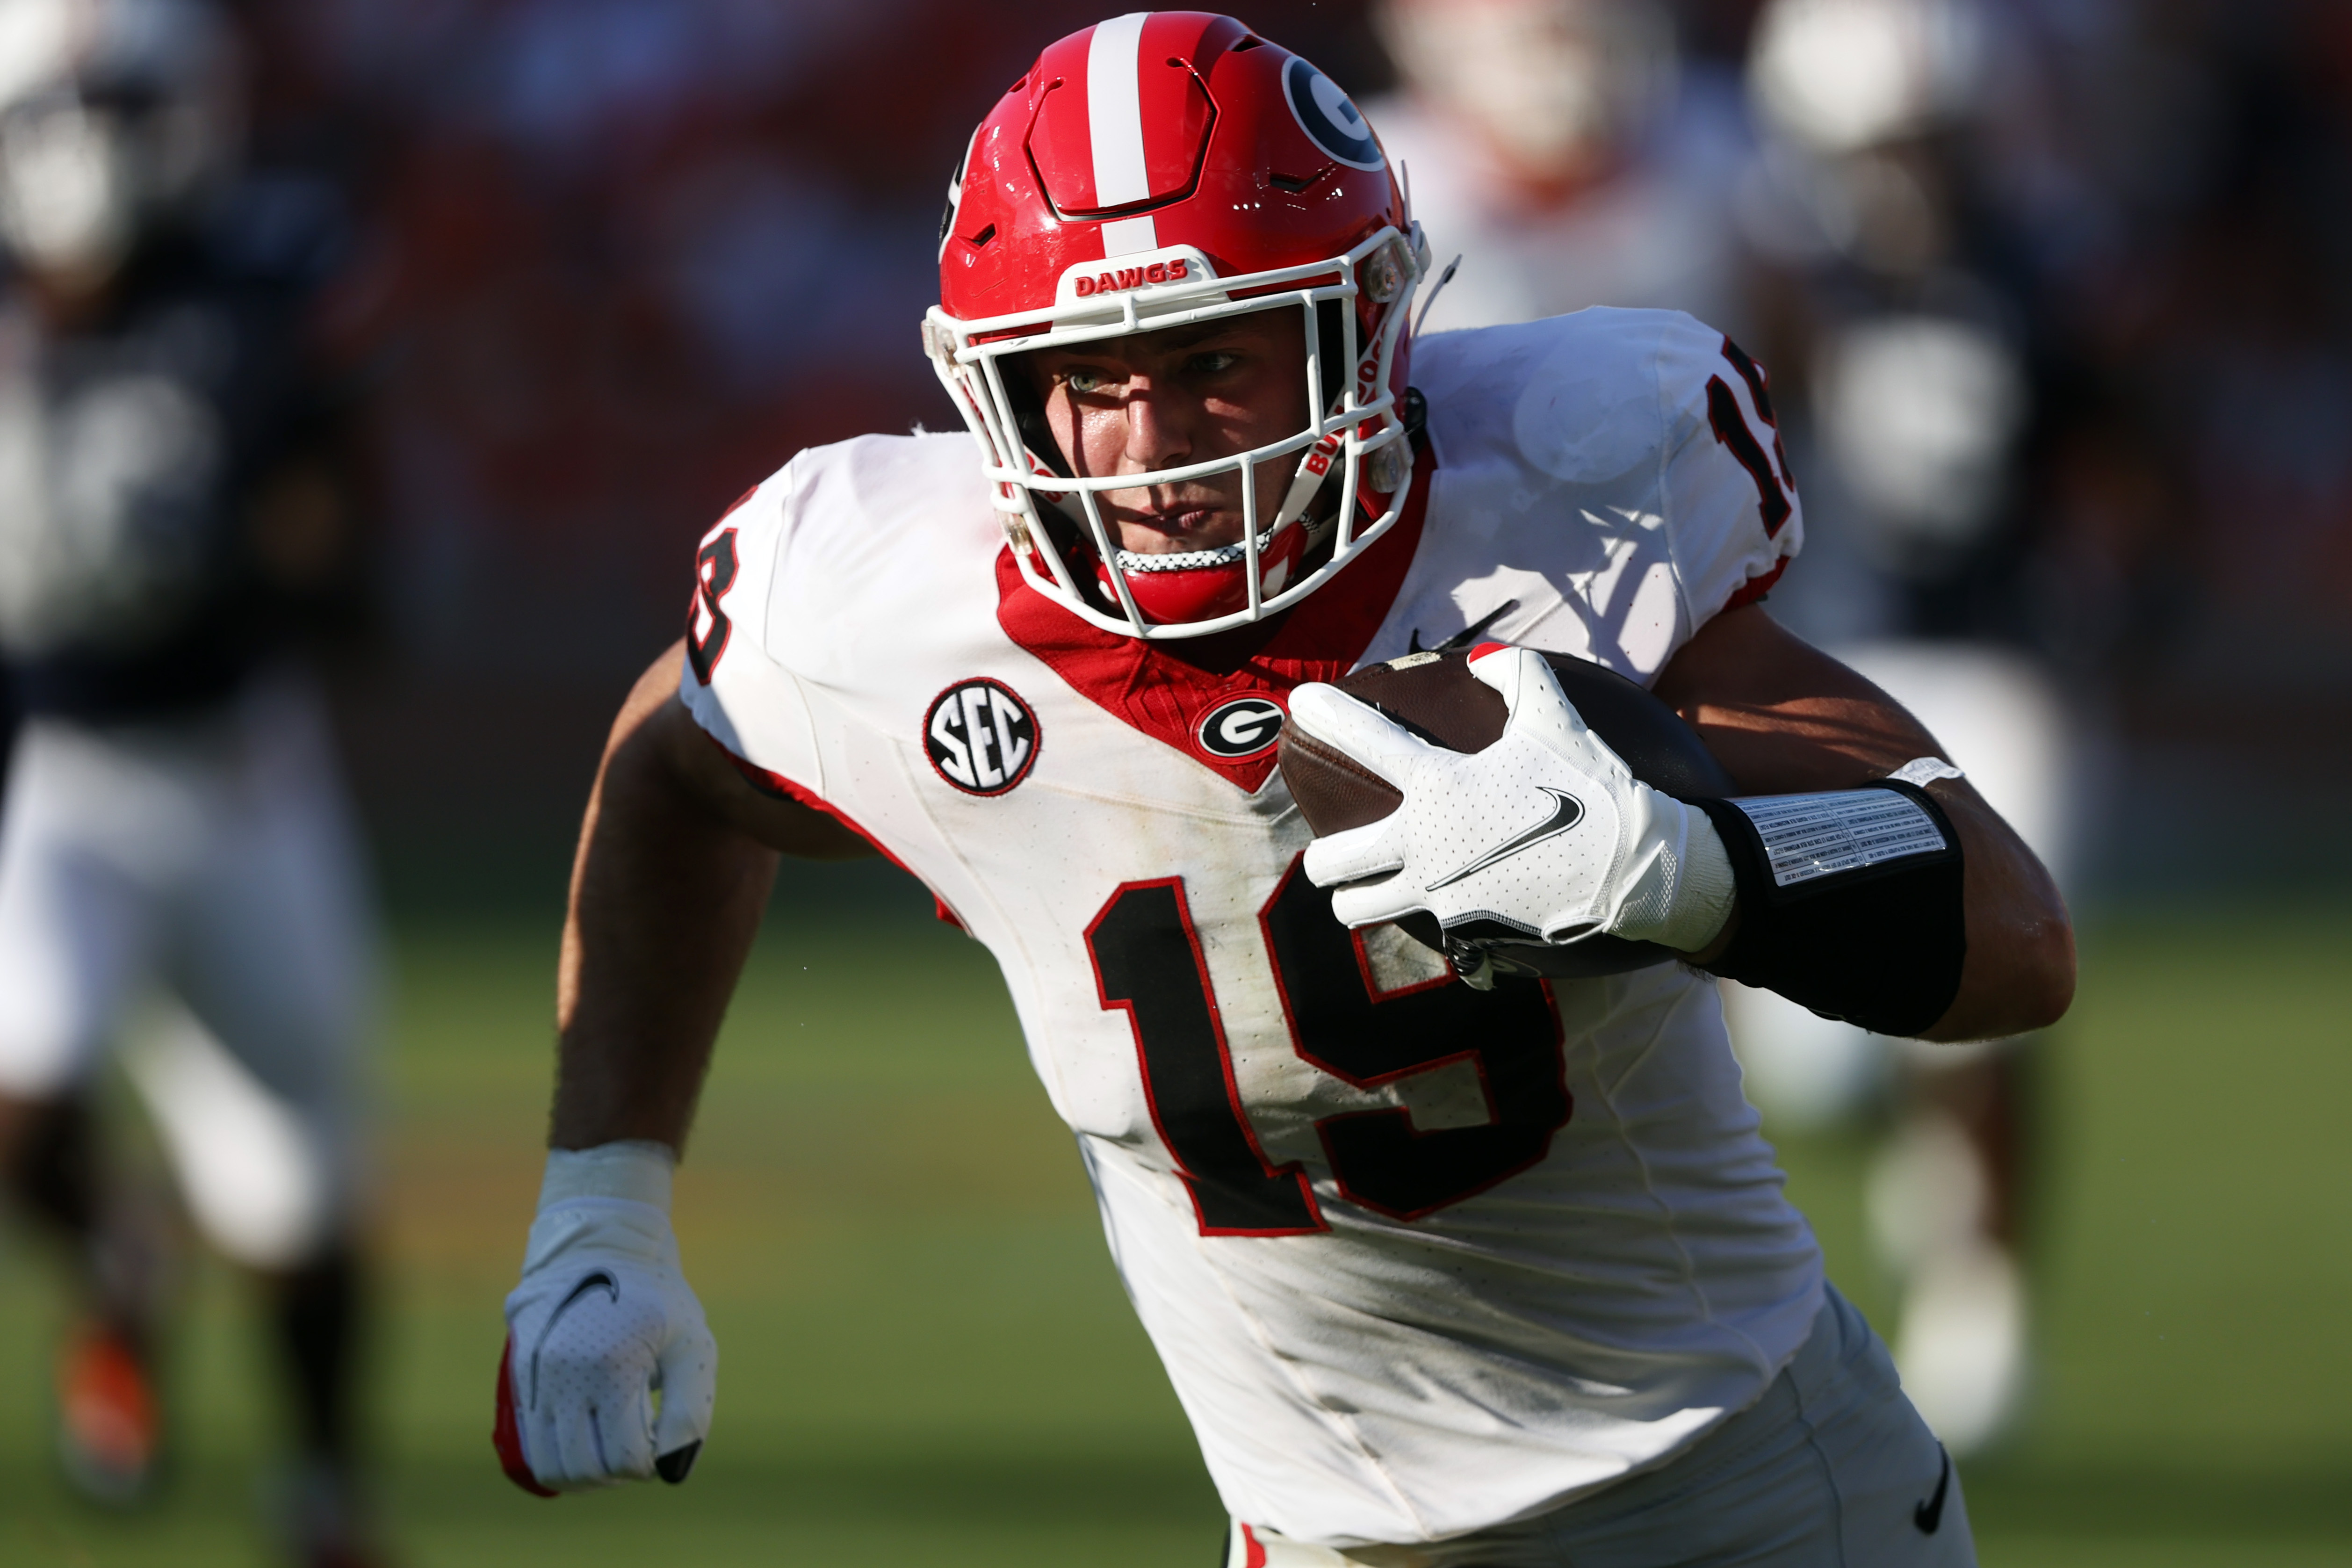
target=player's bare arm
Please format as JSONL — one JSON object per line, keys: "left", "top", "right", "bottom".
{"left": 495, "top": 640, "right": 876, "bottom": 1496}
{"left": 1652, "top": 603, "right": 2075, "bottom": 1041}
{"left": 551, "top": 639, "right": 872, "bottom": 1152}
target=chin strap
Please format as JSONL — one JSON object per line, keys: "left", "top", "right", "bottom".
{"left": 1200, "top": 378, "right": 1421, "bottom": 571}
{"left": 1268, "top": 435, "right": 1341, "bottom": 536}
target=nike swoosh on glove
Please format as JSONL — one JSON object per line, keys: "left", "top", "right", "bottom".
{"left": 496, "top": 1196, "right": 715, "bottom": 1494}
{"left": 1291, "top": 643, "right": 1735, "bottom": 956}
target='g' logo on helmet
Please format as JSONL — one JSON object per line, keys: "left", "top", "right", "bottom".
{"left": 926, "top": 679, "right": 1039, "bottom": 795}
{"left": 1195, "top": 695, "right": 1287, "bottom": 761}
{"left": 1281, "top": 58, "right": 1385, "bottom": 172}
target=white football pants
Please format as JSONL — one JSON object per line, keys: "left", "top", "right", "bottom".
{"left": 0, "top": 672, "right": 378, "bottom": 1271}
{"left": 1230, "top": 1287, "right": 1971, "bottom": 1568}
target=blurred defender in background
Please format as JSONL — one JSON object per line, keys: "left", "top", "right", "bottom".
{"left": 1368, "top": 0, "right": 2079, "bottom": 1455}
{"left": 1729, "top": 0, "right": 2079, "bottom": 1455}
{"left": 0, "top": 0, "right": 386, "bottom": 1561}
{"left": 1368, "top": 0, "right": 1752, "bottom": 335}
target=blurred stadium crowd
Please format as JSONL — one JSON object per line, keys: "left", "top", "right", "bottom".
{"left": 204, "top": 0, "right": 2349, "bottom": 883}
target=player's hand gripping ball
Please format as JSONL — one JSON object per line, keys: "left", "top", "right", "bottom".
{"left": 495, "top": 1196, "right": 716, "bottom": 1494}
{"left": 1282, "top": 644, "right": 1739, "bottom": 985}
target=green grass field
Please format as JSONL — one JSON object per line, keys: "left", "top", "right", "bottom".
{"left": 2, "top": 888, "right": 2347, "bottom": 1566}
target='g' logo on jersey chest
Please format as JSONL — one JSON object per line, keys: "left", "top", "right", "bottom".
{"left": 924, "top": 679, "right": 1039, "bottom": 795}
{"left": 1194, "top": 694, "right": 1286, "bottom": 761}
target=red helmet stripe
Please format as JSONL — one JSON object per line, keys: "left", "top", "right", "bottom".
{"left": 1088, "top": 12, "right": 1159, "bottom": 255}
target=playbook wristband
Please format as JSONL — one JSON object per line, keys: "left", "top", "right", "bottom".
{"left": 1694, "top": 777, "right": 1966, "bottom": 1038}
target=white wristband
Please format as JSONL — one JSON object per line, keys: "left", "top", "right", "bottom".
{"left": 538, "top": 1141, "right": 676, "bottom": 1215}
{"left": 1887, "top": 756, "right": 1964, "bottom": 788}
{"left": 1656, "top": 811, "right": 1738, "bottom": 952}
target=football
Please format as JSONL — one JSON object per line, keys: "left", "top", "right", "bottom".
{"left": 1279, "top": 647, "right": 1739, "bottom": 978}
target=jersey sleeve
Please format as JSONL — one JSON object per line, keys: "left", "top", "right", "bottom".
{"left": 675, "top": 460, "right": 830, "bottom": 803}
{"left": 1651, "top": 316, "right": 1804, "bottom": 631}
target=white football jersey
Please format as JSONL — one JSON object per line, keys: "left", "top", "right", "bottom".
{"left": 683, "top": 309, "right": 1818, "bottom": 1548}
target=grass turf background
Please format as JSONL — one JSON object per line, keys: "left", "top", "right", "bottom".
{"left": 0, "top": 889, "right": 2345, "bottom": 1566}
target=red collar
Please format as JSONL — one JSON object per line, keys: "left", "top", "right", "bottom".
{"left": 996, "top": 463, "right": 1434, "bottom": 792}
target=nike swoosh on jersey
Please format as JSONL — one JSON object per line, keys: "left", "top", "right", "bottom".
{"left": 1427, "top": 787, "right": 1585, "bottom": 891}
{"left": 1914, "top": 1446, "right": 1953, "bottom": 1534}
{"left": 1408, "top": 598, "right": 1519, "bottom": 655}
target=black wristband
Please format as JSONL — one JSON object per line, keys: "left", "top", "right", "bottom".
{"left": 1694, "top": 780, "right": 1966, "bottom": 1038}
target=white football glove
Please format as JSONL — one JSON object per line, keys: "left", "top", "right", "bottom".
{"left": 495, "top": 1142, "right": 716, "bottom": 1495}
{"left": 1290, "top": 645, "right": 1737, "bottom": 963}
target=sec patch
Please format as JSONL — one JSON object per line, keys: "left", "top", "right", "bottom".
{"left": 1195, "top": 694, "right": 1286, "bottom": 762}
{"left": 925, "top": 679, "right": 1039, "bottom": 795}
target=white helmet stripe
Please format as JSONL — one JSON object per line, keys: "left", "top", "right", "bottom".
{"left": 1101, "top": 214, "right": 1159, "bottom": 255}
{"left": 1086, "top": 13, "right": 1150, "bottom": 204}
{"left": 1087, "top": 12, "right": 1159, "bottom": 255}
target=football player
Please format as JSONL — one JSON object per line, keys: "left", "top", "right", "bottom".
{"left": 0, "top": 0, "right": 385, "bottom": 1559}
{"left": 494, "top": 15, "right": 2071, "bottom": 1565}
{"left": 1366, "top": 0, "right": 1753, "bottom": 334}
{"left": 1728, "top": 0, "right": 2080, "bottom": 1453}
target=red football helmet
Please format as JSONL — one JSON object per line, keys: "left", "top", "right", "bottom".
{"left": 923, "top": 12, "right": 1428, "bottom": 639}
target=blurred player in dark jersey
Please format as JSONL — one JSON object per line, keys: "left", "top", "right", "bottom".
{"left": 1729, "top": 0, "right": 2080, "bottom": 1455}
{"left": 0, "top": 1, "right": 385, "bottom": 1560}
{"left": 1356, "top": 0, "right": 2071, "bottom": 1454}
